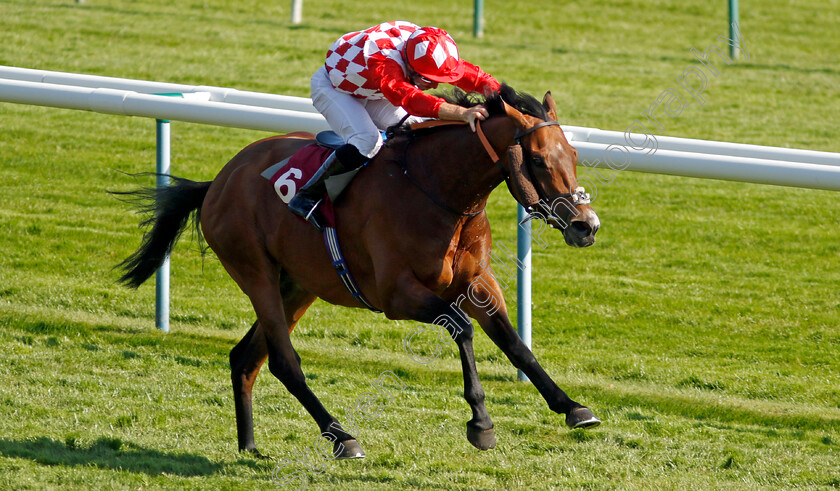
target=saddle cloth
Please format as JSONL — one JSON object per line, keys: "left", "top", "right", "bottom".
{"left": 260, "top": 131, "right": 367, "bottom": 229}
{"left": 261, "top": 144, "right": 338, "bottom": 227}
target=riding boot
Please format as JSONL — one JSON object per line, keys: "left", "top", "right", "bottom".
{"left": 287, "top": 144, "right": 367, "bottom": 230}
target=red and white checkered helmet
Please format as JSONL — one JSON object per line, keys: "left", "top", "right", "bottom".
{"left": 403, "top": 27, "right": 465, "bottom": 83}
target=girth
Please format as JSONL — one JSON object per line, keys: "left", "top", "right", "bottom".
{"left": 323, "top": 227, "right": 381, "bottom": 313}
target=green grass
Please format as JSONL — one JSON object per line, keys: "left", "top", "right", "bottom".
{"left": 1, "top": 0, "right": 839, "bottom": 489}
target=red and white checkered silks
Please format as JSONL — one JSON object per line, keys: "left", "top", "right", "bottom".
{"left": 324, "top": 21, "right": 419, "bottom": 100}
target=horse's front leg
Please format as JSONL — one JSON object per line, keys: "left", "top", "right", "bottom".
{"left": 461, "top": 271, "right": 601, "bottom": 429}
{"left": 385, "top": 273, "right": 496, "bottom": 450}
{"left": 453, "top": 321, "right": 497, "bottom": 450}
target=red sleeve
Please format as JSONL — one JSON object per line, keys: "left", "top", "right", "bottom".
{"left": 453, "top": 61, "right": 501, "bottom": 94}
{"left": 371, "top": 58, "right": 444, "bottom": 118}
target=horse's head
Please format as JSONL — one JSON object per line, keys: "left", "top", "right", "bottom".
{"left": 499, "top": 91, "right": 599, "bottom": 248}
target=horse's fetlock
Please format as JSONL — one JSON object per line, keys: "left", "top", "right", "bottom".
{"left": 467, "top": 418, "right": 493, "bottom": 431}
{"left": 464, "top": 387, "right": 485, "bottom": 406}
{"left": 549, "top": 401, "right": 578, "bottom": 415}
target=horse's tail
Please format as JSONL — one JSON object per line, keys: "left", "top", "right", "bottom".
{"left": 113, "top": 176, "right": 212, "bottom": 289}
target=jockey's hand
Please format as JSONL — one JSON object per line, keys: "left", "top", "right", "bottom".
{"left": 463, "top": 105, "right": 489, "bottom": 132}
{"left": 438, "top": 103, "right": 489, "bottom": 132}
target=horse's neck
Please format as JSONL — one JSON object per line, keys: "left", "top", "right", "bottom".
{"left": 401, "top": 118, "right": 512, "bottom": 215}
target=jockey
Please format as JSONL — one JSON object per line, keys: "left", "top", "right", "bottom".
{"left": 288, "top": 21, "right": 501, "bottom": 226}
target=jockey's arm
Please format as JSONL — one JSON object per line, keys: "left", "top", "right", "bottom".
{"left": 373, "top": 58, "right": 491, "bottom": 131}
{"left": 452, "top": 61, "right": 501, "bottom": 97}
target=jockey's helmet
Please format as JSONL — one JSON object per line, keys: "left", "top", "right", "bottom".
{"left": 403, "top": 27, "right": 465, "bottom": 83}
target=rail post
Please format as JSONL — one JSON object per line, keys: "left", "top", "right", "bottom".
{"left": 473, "top": 0, "right": 485, "bottom": 37}
{"left": 291, "top": 0, "right": 303, "bottom": 24}
{"left": 517, "top": 204, "right": 532, "bottom": 382}
{"left": 729, "top": 0, "right": 740, "bottom": 59}
{"left": 155, "top": 119, "right": 171, "bottom": 333}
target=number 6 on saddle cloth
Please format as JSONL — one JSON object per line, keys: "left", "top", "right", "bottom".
{"left": 260, "top": 130, "right": 367, "bottom": 229}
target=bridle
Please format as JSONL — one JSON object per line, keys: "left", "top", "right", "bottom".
{"left": 396, "top": 116, "right": 591, "bottom": 224}
{"left": 475, "top": 119, "right": 591, "bottom": 227}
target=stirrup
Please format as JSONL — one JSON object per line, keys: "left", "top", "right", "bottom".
{"left": 302, "top": 199, "right": 324, "bottom": 231}
{"left": 303, "top": 198, "right": 323, "bottom": 220}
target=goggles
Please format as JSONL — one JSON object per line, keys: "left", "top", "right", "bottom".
{"left": 416, "top": 73, "right": 434, "bottom": 84}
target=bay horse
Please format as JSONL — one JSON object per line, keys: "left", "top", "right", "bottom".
{"left": 117, "top": 85, "right": 601, "bottom": 459}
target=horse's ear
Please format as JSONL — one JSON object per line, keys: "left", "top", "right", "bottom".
{"left": 543, "top": 91, "right": 558, "bottom": 121}
{"left": 502, "top": 100, "right": 529, "bottom": 129}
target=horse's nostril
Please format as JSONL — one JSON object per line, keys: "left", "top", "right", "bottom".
{"left": 570, "top": 221, "right": 592, "bottom": 237}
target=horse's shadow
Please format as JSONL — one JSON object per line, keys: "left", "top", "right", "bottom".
{"left": 0, "top": 436, "right": 243, "bottom": 477}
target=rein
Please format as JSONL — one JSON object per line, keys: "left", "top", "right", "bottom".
{"left": 396, "top": 120, "right": 489, "bottom": 218}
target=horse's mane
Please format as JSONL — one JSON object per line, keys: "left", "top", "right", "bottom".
{"left": 438, "top": 83, "right": 549, "bottom": 122}
{"left": 385, "top": 84, "right": 548, "bottom": 141}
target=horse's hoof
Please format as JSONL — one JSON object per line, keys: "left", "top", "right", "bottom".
{"left": 467, "top": 425, "right": 496, "bottom": 450}
{"left": 241, "top": 447, "right": 272, "bottom": 460}
{"left": 565, "top": 407, "right": 601, "bottom": 429}
{"left": 335, "top": 439, "right": 365, "bottom": 459}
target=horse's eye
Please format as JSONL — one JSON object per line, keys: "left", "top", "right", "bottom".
{"left": 532, "top": 156, "right": 546, "bottom": 168}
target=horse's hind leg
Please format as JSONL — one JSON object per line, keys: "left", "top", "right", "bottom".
{"left": 230, "top": 272, "right": 318, "bottom": 458}
{"left": 231, "top": 320, "right": 268, "bottom": 457}
{"left": 221, "top": 252, "right": 364, "bottom": 459}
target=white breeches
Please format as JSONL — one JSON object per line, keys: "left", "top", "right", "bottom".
{"left": 310, "top": 66, "right": 424, "bottom": 158}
